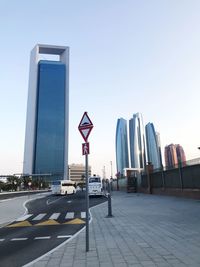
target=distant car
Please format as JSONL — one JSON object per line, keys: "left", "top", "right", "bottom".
{"left": 51, "top": 180, "right": 76, "bottom": 195}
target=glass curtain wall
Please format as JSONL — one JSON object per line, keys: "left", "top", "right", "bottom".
{"left": 115, "top": 118, "right": 129, "bottom": 175}
{"left": 33, "top": 60, "right": 66, "bottom": 179}
{"left": 145, "top": 123, "right": 162, "bottom": 170}
{"left": 129, "top": 113, "right": 146, "bottom": 169}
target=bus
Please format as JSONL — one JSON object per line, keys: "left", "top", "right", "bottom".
{"left": 88, "top": 176, "right": 103, "bottom": 196}
{"left": 51, "top": 180, "right": 76, "bottom": 195}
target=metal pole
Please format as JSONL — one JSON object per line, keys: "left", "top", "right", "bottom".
{"left": 178, "top": 161, "right": 183, "bottom": 191}
{"left": 85, "top": 154, "right": 89, "bottom": 252}
{"left": 107, "top": 181, "right": 113, "bottom": 217}
{"left": 110, "top": 161, "right": 113, "bottom": 178}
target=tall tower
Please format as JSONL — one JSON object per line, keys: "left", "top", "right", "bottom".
{"left": 176, "top": 144, "right": 186, "bottom": 164}
{"left": 129, "top": 113, "right": 146, "bottom": 170}
{"left": 156, "top": 131, "right": 163, "bottom": 168}
{"left": 165, "top": 144, "right": 186, "bottom": 168}
{"left": 23, "top": 44, "right": 69, "bottom": 180}
{"left": 164, "top": 144, "right": 178, "bottom": 168}
{"left": 145, "top": 123, "right": 162, "bottom": 170}
{"left": 115, "top": 118, "right": 129, "bottom": 175}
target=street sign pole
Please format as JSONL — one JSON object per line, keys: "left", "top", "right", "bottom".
{"left": 78, "top": 112, "right": 93, "bottom": 253}
{"left": 85, "top": 153, "right": 89, "bottom": 252}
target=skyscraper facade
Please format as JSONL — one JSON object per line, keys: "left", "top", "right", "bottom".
{"left": 115, "top": 118, "right": 129, "bottom": 175}
{"left": 23, "top": 44, "right": 69, "bottom": 180}
{"left": 176, "top": 144, "right": 186, "bottom": 164}
{"left": 129, "top": 113, "right": 146, "bottom": 170}
{"left": 145, "top": 123, "right": 162, "bottom": 170}
{"left": 164, "top": 144, "right": 178, "bottom": 168}
{"left": 156, "top": 132, "right": 163, "bottom": 168}
{"left": 164, "top": 143, "right": 186, "bottom": 168}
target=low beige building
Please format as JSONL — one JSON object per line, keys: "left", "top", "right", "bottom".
{"left": 68, "top": 164, "right": 92, "bottom": 183}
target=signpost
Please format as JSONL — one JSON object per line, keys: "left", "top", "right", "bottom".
{"left": 82, "top": 142, "right": 90, "bottom": 155}
{"left": 78, "top": 112, "right": 93, "bottom": 252}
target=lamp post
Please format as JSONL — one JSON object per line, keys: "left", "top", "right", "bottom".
{"left": 110, "top": 161, "right": 113, "bottom": 191}
{"left": 110, "top": 161, "right": 113, "bottom": 179}
{"left": 103, "top": 166, "right": 106, "bottom": 179}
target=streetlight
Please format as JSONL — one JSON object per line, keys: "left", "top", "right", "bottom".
{"left": 102, "top": 166, "right": 106, "bottom": 179}
{"left": 110, "top": 161, "right": 113, "bottom": 191}
{"left": 110, "top": 161, "right": 113, "bottom": 179}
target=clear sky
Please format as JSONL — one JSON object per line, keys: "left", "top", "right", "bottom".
{"left": 0, "top": 0, "right": 200, "bottom": 177}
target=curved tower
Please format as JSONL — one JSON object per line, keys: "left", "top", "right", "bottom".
{"left": 115, "top": 118, "right": 129, "bottom": 175}
{"left": 129, "top": 113, "right": 146, "bottom": 170}
{"left": 145, "top": 123, "right": 162, "bottom": 170}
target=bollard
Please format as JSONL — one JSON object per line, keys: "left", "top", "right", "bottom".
{"left": 106, "top": 181, "right": 113, "bottom": 218}
{"left": 107, "top": 193, "right": 113, "bottom": 217}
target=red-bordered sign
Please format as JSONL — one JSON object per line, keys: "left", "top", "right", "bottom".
{"left": 82, "top": 142, "right": 90, "bottom": 155}
{"left": 78, "top": 112, "right": 93, "bottom": 142}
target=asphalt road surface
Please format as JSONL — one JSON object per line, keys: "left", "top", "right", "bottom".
{"left": 0, "top": 191, "right": 107, "bottom": 267}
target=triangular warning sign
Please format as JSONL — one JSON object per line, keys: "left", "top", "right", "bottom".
{"left": 78, "top": 112, "right": 93, "bottom": 142}
{"left": 78, "top": 112, "right": 93, "bottom": 129}
{"left": 82, "top": 128, "right": 90, "bottom": 137}
{"left": 79, "top": 128, "right": 93, "bottom": 142}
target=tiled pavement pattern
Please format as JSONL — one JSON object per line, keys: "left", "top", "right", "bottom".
{"left": 29, "top": 192, "right": 200, "bottom": 267}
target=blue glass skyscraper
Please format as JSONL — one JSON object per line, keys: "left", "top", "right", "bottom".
{"left": 23, "top": 45, "right": 69, "bottom": 180}
{"left": 129, "top": 113, "right": 146, "bottom": 170}
{"left": 34, "top": 61, "right": 65, "bottom": 176}
{"left": 115, "top": 118, "right": 129, "bottom": 175}
{"left": 145, "top": 123, "right": 162, "bottom": 170}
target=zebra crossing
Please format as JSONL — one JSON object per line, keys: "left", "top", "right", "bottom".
{"left": 9, "top": 211, "right": 87, "bottom": 226}
{"left": 17, "top": 211, "right": 86, "bottom": 221}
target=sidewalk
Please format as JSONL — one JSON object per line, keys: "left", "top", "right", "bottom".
{"left": 29, "top": 191, "right": 200, "bottom": 267}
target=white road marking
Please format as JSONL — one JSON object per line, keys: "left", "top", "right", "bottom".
{"left": 81, "top": 212, "right": 86, "bottom": 218}
{"left": 57, "top": 235, "right": 72, "bottom": 239}
{"left": 16, "top": 214, "right": 33, "bottom": 221}
{"left": 46, "top": 196, "right": 64, "bottom": 205}
{"left": 34, "top": 236, "right": 51, "bottom": 240}
{"left": 32, "top": 213, "right": 46, "bottom": 221}
{"left": 11, "top": 238, "right": 28, "bottom": 241}
{"left": 49, "top": 213, "right": 60, "bottom": 220}
{"left": 19, "top": 209, "right": 95, "bottom": 267}
{"left": 67, "top": 200, "right": 72, "bottom": 203}
{"left": 4, "top": 236, "right": 73, "bottom": 242}
{"left": 65, "top": 212, "right": 74, "bottom": 219}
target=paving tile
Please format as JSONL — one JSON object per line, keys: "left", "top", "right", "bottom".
{"left": 113, "top": 263, "right": 128, "bottom": 267}
{"left": 32, "top": 261, "right": 48, "bottom": 267}
{"left": 28, "top": 192, "right": 200, "bottom": 267}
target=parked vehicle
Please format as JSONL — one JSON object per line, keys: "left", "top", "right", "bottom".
{"left": 51, "top": 180, "right": 76, "bottom": 195}
{"left": 88, "top": 176, "right": 103, "bottom": 196}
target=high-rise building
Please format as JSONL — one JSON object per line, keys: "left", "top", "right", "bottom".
{"left": 156, "top": 131, "right": 163, "bottom": 168}
{"left": 69, "top": 164, "right": 92, "bottom": 183}
{"left": 164, "top": 144, "right": 186, "bottom": 168}
{"left": 164, "top": 144, "right": 178, "bottom": 167}
{"left": 115, "top": 118, "right": 129, "bottom": 175}
{"left": 145, "top": 123, "right": 162, "bottom": 170}
{"left": 129, "top": 113, "right": 146, "bottom": 170}
{"left": 23, "top": 44, "right": 69, "bottom": 181}
{"left": 176, "top": 144, "right": 186, "bottom": 166}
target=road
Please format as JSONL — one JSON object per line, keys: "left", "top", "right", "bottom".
{"left": 0, "top": 191, "right": 107, "bottom": 267}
